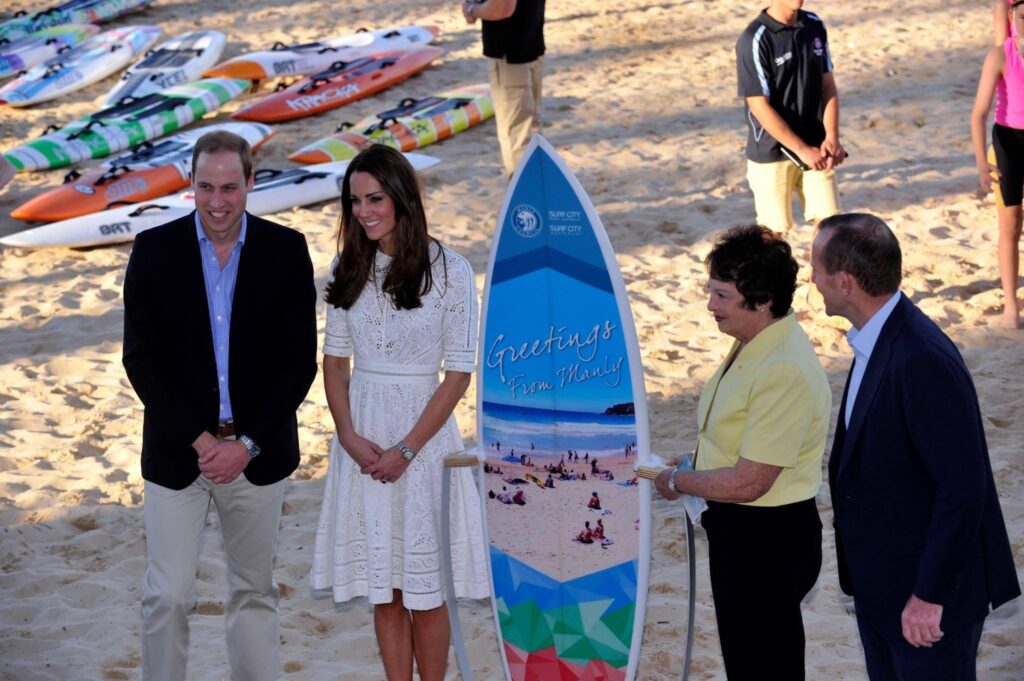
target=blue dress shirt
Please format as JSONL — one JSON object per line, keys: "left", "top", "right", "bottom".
{"left": 195, "top": 213, "right": 246, "bottom": 422}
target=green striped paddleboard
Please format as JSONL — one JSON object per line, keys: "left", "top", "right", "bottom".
{"left": 3, "top": 77, "right": 250, "bottom": 172}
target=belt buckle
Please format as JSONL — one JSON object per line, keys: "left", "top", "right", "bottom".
{"left": 217, "top": 420, "right": 236, "bottom": 438}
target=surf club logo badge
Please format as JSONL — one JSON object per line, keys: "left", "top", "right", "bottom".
{"left": 511, "top": 204, "right": 542, "bottom": 238}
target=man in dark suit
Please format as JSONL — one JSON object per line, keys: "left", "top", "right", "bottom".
{"left": 122, "top": 131, "right": 317, "bottom": 681}
{"left": 810, "top": 212, "right": 1019, "bottom": 680}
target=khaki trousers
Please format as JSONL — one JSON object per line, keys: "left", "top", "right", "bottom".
{"left": 142, "top": 475, "right": 285, "bottom": 681}
{"left": 746, "top": 159, "right": 840, "bottom": 232}
{"left": 488, "top": 56, "right": 544, "bottom": 177}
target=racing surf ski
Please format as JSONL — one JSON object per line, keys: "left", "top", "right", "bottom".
{"left": 0, "top": 25, "right": 161, "bottom": 107}
{"left": 288, "top": 83, "right": 492, "bottom": 163}
{"left": 11, "top": 121, "right": 274, "bottom": 222}
{"left": 202, "top": 25, "right": 438, "bottom": 80}
{"left": 0, "top": 0, "right": 153, "bottom": 45}
{"left": 102, "top": 29, "right": 226, "bottom": 106}
{"left": 2, "top": 77, "right": 250, "bottom": 171}
{"left": 0, "top": 24, "right": 99, "bottom": 80}
{"left": 231, "top": 46, "right": 444, "bottom": 123}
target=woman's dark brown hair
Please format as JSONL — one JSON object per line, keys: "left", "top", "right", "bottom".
{"left": 325, "top": 145, "right": 442, "bottom": 310}
{"left": 705, "top": 224, "right": 798, "bottom": 318}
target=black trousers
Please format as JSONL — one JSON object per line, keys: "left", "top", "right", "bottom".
{"left": 856, "top": 610, "right": 983, "bottom": 681}
{"left": 701, "top": 498, "right": 823, "bottom": 681}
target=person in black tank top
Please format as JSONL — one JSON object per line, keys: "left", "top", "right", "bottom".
{"left": 463, "top": 0, "right": 546, "bottom": 176}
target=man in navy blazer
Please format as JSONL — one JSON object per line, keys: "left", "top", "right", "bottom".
{"left": 122, "top": 131, "right": 317, "bottom": 681}
{"left": 810, "top": 212, "right": 1019, "bottom": 680}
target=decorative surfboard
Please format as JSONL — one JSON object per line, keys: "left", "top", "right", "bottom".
{"left": 202, "top": 25, "right": 438, "bottom": 80}
{"left": 102, "top": 30, "right": 227, "bottom": 106}
{"left": 2, "top": 77, "right": 250, "bottom": 172}
{"left": 0, "top": 24, "right": 99, "bottom": 80}
{"left": 0, "top": 25, "right": 161, "bottom": 107}
{"left": 0, "top": 0, "right": 152, "bottom": 43}
{"left": 11, "top": 122, "right": 274, "bottom": 222}
{"left": 0, "top": 152, "right": 439, "bottom": 248}
{"left": 287, "top": 83, "right": 493, "bottom": 164}
{"left": 478, "top": 134, "right": 652, "bottom": 681}
{"left": 231, "top": 46, "right": 444, "bottom": 123}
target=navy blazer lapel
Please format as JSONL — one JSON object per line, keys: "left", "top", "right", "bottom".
{"left": 837, "top": 294, "right": 910, "bottom": 479}
{"left": 829, "top": 368, "right": 852, "bottom": 481}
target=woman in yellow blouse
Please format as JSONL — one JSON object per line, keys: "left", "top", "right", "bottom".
{"left": 656, "top": 224, "right": 831, "bottom": 681}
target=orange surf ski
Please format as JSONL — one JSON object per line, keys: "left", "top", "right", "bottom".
{"left": 231, "top": 46, "right": 444, "bottom": 123}
{"left": 11, "top": 122, "right": 274, "bottom": 222}
{"left": 12, "top": 164, "right": 189, "bottom": 222}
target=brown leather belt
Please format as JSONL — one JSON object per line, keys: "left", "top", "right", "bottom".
{"left": 217, "top": 420, "right": 236, "bottom": 438}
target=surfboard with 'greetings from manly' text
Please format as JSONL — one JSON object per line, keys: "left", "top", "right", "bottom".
{"left": 478, "top": 134, "right": 652, "bottom": 681}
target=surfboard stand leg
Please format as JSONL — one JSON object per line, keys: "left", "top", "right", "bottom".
{"left": 681, "top": 513, "right": 696, "bottom": 681}
{"left": 442, "top": 453, "right": 478, "bottom": 681}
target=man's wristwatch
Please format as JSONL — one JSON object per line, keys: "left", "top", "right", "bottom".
{"left": 666, "top": 470, "right": 679, "bottom": 494}
{"left": 397, "top": 440, "right": 417, "bottom": 461}
{"left": 239, "top": 434, "right": 261, "bottom": 459}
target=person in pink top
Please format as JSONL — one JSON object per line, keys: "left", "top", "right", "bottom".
{"left": 973, "top": 0, "right": 1024, "bottom": 328}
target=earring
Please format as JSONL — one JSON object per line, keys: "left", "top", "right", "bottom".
{"left": 758, "top": 306, "right": 767, "bottom": 312}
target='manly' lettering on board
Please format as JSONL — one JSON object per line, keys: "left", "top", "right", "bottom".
{"left": 487, "top": 322, "right": 623, "bottom": 399}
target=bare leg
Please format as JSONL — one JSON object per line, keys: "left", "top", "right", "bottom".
{"left": 997, "top": 203, "right": 1023, "bottom": 328}
{"left": 411, "top": 602, "right": 451, "bottom": 681}
{"left": 374, "top": 590, "right": 413, "bottom": 681}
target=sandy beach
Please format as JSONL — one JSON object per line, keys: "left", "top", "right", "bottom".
{"left": 1, "top": 0, "right": 1022, "bottom": 679}
{"left": 483, "top": 453, "right": 640, "bottom": 581}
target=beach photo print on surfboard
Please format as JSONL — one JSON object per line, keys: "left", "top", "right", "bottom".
{"left": 478, "top": 134, "right": 652, "bottom": 681}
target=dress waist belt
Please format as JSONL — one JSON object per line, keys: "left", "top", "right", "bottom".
{"left": 352, "top": 361, "right": 439, "bottom": 384}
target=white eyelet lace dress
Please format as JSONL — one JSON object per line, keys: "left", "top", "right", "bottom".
{"left": 310, "top": 245, "right": 490, "bottom": 610}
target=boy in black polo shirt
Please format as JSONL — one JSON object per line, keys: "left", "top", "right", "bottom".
{"left": 737, "top": 0, "right": 846, "bottom": 232}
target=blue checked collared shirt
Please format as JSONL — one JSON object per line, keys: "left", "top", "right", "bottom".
{"left": 195, "top": 213, "right": 246, "bottom": 421}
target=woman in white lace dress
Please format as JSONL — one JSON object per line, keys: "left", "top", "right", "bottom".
{"left": 310, "top": 145, "right": 488, "bottom": 680}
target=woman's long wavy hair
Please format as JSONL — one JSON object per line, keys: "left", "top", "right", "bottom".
{"left": 325, "top": 145, "right": 440, "bottom": 310}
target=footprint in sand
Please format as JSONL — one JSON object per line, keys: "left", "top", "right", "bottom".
{"left": 70, "top": 515, "right": 99, "bottom": 532}
{"left": 293, "top": 611, "right": 335, "bottom": 638}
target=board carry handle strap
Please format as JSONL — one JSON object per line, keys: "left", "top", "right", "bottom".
{"left": 254, "top": 168, "right": 284, "bottom": 180}
{"left": 42, "top": 61, "right": 66, "bottom": 79}
{"left": 293, "top": 171, "right": 331, "bottom": 184}
{"left": 96, "top": 165, "right": 132, "bottom": 185}
{"left": 67, "top": 119, "right": 107, "bottom": 140}
{"left": 105, "top": 93, "right": 164, "bottom": 116}
{"left": 128, "top": 203, "right": 173, "bottom": 217}
{"left": 441, "top": 451, "right": 478, "bottom": 681}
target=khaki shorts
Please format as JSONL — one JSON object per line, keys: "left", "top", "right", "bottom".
{"left": 746, "top": 159, "right": 840, "bottom": 232}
